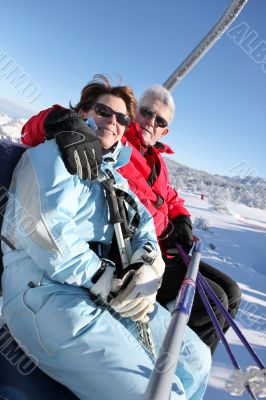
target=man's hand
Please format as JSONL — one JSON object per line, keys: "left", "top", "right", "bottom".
{"left": 55, "top": 129, "right": 101, "bottom": 180}
{"left": 44, "top": 108, "right": 102, "bottom": 180}
{"left": 164, "top": 215, "right": 194, "bottom": 254}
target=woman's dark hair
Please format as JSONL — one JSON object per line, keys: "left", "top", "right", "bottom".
{"left": 71, "top": 74, "right": 137, "bottom": 121}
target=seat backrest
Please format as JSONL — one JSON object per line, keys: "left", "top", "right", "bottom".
{"left": 0, "top": 139, "right": 27, "bottom": 294}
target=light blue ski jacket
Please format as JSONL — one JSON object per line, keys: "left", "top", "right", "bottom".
{"left": 2, "top": 139, "right": 158, "bottom": 292}
{"left": 1, "top": 140, "right": 211, "bottom": 400}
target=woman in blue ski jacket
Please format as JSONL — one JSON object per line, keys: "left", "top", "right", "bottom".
{"left": 1, "top": 76, "right": 211, "bottom": 400}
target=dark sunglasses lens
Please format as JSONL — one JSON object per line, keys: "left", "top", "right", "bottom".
{"left": 95, "top": 103, "right": 130, "bottom": 127}
{"left": 140, "top": 107, "right": 153, "bottom": 118}
{"left": 116, "top": 113, "right": 131, "bottom": 127}
{"left": 95, "top": 104, "right": 112, "bottom": 118}
{"left": 140, "top": 107, "right": 168, "bottom": 128}
{"left": 155, "top": 116, "right": 168, "bottom": 128}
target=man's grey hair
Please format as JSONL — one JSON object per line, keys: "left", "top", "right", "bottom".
{"left": 138, "top": 84, "right": 175, "bottom": 123}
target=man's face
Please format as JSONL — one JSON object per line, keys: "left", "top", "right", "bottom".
{"left": 136, "top": 96, "right": 172, "bottom": 146}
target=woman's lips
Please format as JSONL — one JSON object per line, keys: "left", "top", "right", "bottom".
{"left": 98, "top": 127, "right": 116, "bottom": 136}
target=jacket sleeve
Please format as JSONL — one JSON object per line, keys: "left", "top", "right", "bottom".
{"left": 5, "top": 141, "right": 101, "bottom": 289}
{"left": 160, "top": 156, "right": 191, "bottom": 220}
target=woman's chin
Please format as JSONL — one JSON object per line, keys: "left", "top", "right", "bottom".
{"left": 99, "top": 139, "right": 117, "bottom": 152}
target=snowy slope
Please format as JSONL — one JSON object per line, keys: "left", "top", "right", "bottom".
{"left": 181, "top": 192, "right": 266, "bottom": 400}
{"left": 0, "top": 112, "right": 26, "bottom": 142}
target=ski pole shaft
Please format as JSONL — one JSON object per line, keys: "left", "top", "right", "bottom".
{"left": 163, "top": 0, "right": 249, "bottom": 91}
{"left": 102, "top": 174, "right": 156, "bottom": 356}
{"left": 176, "top": 244, "right": 261, "bottom": 399}
{"left": 144, "top": 242, "right": 201, "bottom": 400}
{"left": 196, "top": 279, "right": 258, "bottom": 400}
{"left": 176, "top": 244, "right": 265, "bottom": 370}
{"left": 199, "top": 274, "right": 265, "bottom": 369}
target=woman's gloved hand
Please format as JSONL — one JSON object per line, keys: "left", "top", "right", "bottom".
{"left": 109, "top": 243, "right": 165, "bottom": 323}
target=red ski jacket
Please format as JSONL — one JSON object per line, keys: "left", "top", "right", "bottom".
{"left": 119, "top": 122, "right": 190, "bottom": 236}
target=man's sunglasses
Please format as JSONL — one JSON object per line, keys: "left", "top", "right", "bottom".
{"left": 139, "top": 106, "right": 168, "bottom": 128}
{"left": 93, "top": 103, "right": 131, "bottom": 127}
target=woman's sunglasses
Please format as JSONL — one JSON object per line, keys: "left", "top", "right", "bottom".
{"left": 93, "top": 103, "right": 131, "bottom": 127}
{"left": 139, "top": 106, "right": 168, "bottom": 128}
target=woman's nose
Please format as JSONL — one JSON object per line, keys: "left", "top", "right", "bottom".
{"left": 107, "top": 113, "right": 116, "bottom": 124}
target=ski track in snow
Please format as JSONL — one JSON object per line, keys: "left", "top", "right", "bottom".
{"left": 181, "top": 192, "right": 266, "bottom": 400}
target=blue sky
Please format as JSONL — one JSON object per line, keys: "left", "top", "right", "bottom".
{"left": 1, "top": 0, "right": 265, "bottom": 178}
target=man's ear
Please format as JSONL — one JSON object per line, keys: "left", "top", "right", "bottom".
{"left": 161, "top": 128, "right": 169, "bottom": 137}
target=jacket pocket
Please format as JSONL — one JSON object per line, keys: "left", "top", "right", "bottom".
{"left": 22, "top": 284, "right": 106, "bottom": 355}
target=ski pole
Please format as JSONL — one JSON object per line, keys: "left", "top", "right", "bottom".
{"left": 144, "top": 241, "right": 202, "bottom": 400}
{"left": 176, "top": 243, "right": 266, "bottom": 399}
{"left": 176, "top": 243, "right": 265, "bottom": 370}
{"left": 163, "top": 0, "right": 249, "bottom": 91}
{"left": 102, "top": 171, "right": 156, "bottom": 357}
{"left": 196, "top": 276, "right": 258, "bottom": 400}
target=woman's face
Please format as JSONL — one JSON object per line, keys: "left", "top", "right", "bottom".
{"left": 83, "top": 94, "right": 128, "bottom": 151}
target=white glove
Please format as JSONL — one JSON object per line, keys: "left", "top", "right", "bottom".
{"left": 90, "top": 259, "right": 116, "bottom": 303}
{"left": 110, "top": 244, "right": 165, "bottom": 323}
{"left": 90, "top": 259, "right": 135, "bottom": 305}
{"left": 130, "top": 243, "right": 165, "bottom": 278}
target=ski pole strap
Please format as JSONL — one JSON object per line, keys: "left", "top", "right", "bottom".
{"left": 115, "top": 188, "right": 140, "bottom": 230}
{"left": 102, "top": 170, "right": 140, "bottom": 231}
{"left": 102, "top": 177, "right": 124, "bottom": 225}
{"left": 0, "top": 234, "right": 16, "bottom": 251}
{"left": 116, "top": 196, "right": 134, "bottom": 239}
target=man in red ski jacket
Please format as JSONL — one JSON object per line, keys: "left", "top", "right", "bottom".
{"left": 119, "top": 122, "right": 190, "bottom": 238}
{"left": 20, "top": 83, "right": 241, "bottom": 354}
{"left": 118, "top": 85, "right": 240, "bottom": 354}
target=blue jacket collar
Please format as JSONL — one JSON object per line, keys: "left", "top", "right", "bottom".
{"left": 101, "top": 141, "right": 132, "bottom": 170}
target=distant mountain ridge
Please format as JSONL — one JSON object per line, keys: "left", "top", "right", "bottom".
{"left": 0, "top": 112, "right": 26, "bottom": 142}
{"left": 165, "top": 158, "right": 266, "bottom": 210}
{"left": 0, "top": 97, "right": 35, "bottom": 119}
{"left": 0, "top": 110, "right": 265, "bottom": 210}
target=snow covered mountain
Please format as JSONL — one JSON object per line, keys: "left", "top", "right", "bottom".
{"left": 0, "top": 113, "right": 27, "bottom": 142}
{"left": 0, "top": 112, "right": 27, "bottom": 142}
{"left": 0, "top": 97, "right": 35, "bottom": 119}
{"left": 165, "top": 158, "right": 266, "bottom": 211}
